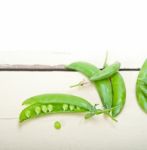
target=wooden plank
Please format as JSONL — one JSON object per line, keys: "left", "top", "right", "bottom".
{"left": 0, "top": 51, "right": 146, "bottom": 68}
{"left": 0, "top": 71, "right": 147, "bottom": 150}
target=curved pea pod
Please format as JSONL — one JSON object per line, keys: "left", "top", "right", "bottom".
{"left": 20, "top": 94, "right": 94, "bottom": 122}
{"left": 110, "top": 72, "right": 126, "bottom": 117}
{"left": 66, "top": 62, "right": 113, "bottom": 109}
{"left": 90, "top": 62, "right": 121, "bottom": 81}
{"left": 136, "top": 59, "right": 147, "bottom": 112}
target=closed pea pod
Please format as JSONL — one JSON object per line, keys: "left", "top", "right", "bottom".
{"left": 66, "top": 62, "right": 113, "bottom": 109}
{"left": 90, "top": 62, "right": 121, "bottom": 81}
{"left": 136, "top": 59, "right": 147, "bottom": 112}
{"left": 110, "top": 72, "right": 126, "bottom": 117}
{"left": 93, "top": 61, "right": 126, "bottom": 117}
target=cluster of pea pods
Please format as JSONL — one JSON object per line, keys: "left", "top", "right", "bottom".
{"left": 19, "top": 59, "right": 147, "bottom": 124}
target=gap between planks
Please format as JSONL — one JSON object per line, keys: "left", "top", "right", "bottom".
{"left": 0, "top": 64, "right": 140, "bottom": 71}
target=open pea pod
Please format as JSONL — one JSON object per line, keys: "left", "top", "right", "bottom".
{"left": 136, "top": 59, "right": 147, "bottom": 112}
{"left": 20, "top": 93, "right": 113, "bottom": 123}
{"left": 66, "top": 62, "right": 113, "bottom": 109}
{"left": 20, "top": 94, "right": 114, "bottom": 123}
{"left": 20, "top": 94, "right": 94, "bottom": 122}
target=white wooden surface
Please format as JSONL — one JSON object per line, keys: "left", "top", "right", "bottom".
{"left": 0, "top": 51, "right": 147, "bottom": 150}
{"left": 1, "top": 0, "right": 147, "bottom": 149}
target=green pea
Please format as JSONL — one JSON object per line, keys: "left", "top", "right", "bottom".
{"left": 69, "top": 105, "right": 75, "bottom": 111}
{"left": 48, "top": 104, "right": 53, "bottom": 112}
{"left": 76, "top": 106, "right": 81, "bottom": 110}
{"left": 41, "top": 105, "right": 48, "bottom": 113}
{"left": 25, "top": 110, "right": 31, "bottom": 118}
{"left": 35, "top": 106, "right": 41, "bottom": 115}
{"left": 62, "top": 104, "right": 68, "bottom": 111}
{"left": 54, "top": 121, "right": 61, "bottom": 129}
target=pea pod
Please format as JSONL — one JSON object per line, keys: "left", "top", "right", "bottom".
{"left": 20, "top": 94, "right": 94, "bottom": 122}
{"left": 20, "top": 93, "right": 112, "bottom": 123}
{"left": 66, "top": 62, "right": 113, "bottom": 109}
{"left": 90, "top": 62, "right": 120, "bottom": 81}
{"left": 110, "top": 73, "right": 126, "bottom": 117}
{"left": 136, "top": 59, "right": 147, "bottom": 112}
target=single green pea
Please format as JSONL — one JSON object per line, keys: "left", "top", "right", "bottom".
{"left": 54, "top": 121, "right": 61, "bottom": 129}
{"left": 41, "top": 105, "right": 48, "bottom": 113}
{"left": 48, "top": 104, "right": 53, "bottom": 112}
{"left": 25, "top": 110, "right": 31, "bottom": 118}
{"left": 62, "top": 104, "right": 68, "bottom": 111}
{"left": 35, "top": 106, "right": 41, "bottom": 115}
{"left": 69, "top": 105, "right": 75, "bottom": 111}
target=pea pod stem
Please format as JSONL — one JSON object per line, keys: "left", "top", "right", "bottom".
{"left": 103, "top": 51, "right": 109, "bottom": 68}
{"left": 85, "top": 107, "right": 118, "bottom": 122}
{"left": 70, "top": 79, "right": 88, "bottom": 88}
